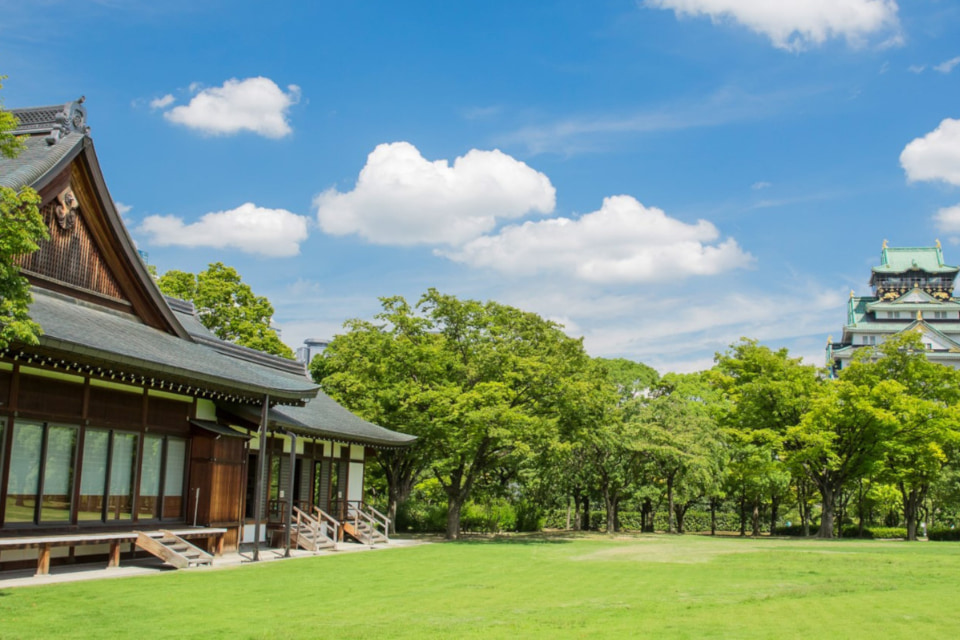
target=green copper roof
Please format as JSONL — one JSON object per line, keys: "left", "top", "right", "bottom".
{"left": 872, "top": 246, "right": 958, "bottom": 275}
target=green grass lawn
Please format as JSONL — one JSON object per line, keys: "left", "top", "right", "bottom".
{"left": 2, "top": 533, "right": 959, "bottom": 639}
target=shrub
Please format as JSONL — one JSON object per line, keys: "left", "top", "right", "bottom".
{"left": 927, "top": 528, "right": 960, "bottom": 541}
{"left": 542, "top": 509, "right": 743, "bottom": 533}
{"left": 513, "top": 500, "right": 545, "bottom": 532}
{"left": 773, "top": 524, "right": 814, "bottom": 536}
{"left": 841, "top": 526, "right": 907, "bottom": 539}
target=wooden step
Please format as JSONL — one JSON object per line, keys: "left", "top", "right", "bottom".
{"left": 136, "top": 531, "right": 214, "bottom": 569}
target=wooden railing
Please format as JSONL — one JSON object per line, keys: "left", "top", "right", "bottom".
{"left": 291, "top": 506, "right": 317, "bottom": 551}
{"left": 312, "top": 506, "right": 341, "bottom": 545}
{"left": 343, "top": 500, "right": 390, "bottom": 544}
{"left": 268, "top": 499, "right": 311, "bottom": 525}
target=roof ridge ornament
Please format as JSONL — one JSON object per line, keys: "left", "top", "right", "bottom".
{"left": 44, "top": 97, "right": 90, "bottom": 145}
{"left": 882, "top": 239, "right": 888, "bottom": 249}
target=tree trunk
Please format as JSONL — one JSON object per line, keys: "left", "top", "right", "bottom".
{"left": 769, "top": 495, "right": 779, "bottom": 535}
{"left": 667, "top": 475, "right": 676, "bottom": 534}
{"left": 613, "top": 500, "right": 621, "bottom": 533}
{"left": 573, "top": 490, "right": 582, "bottom": 531}
{"left": 640, "top": 499, "right": 651, "bottom": 533}
{"left": 856, "top": 479, "right": 865, "bottom": 538}
{"left": 900, "top": 483, "right": 924, "bottom": 542}
{"left": 580, "top": 494, "right": 590, "bottom": 531}
{"left": 751, "top": 500, "right": 761, "bottom": 537}
{"left": 378, "top": 449, "right": 418, "bottom": 536}
{"left": 710, "top": 498, "right": 717, "bottom": 536}
{"left": 445, "top": 497, "right": 463, "bottom": 540}
{"left": 739, "top": 496, "right": 747, "bottom": 537}
{"left": 796, "top": 480, "right": 810, "bottom": 537}
{"left": 675, "top": 502, "right": 689, "bottom": 534}
{"left": 566, "top": 495, "right": 572, "bottom": 531}
{"left": 603, "top": 485, "right": 616, "bottom": 534}
{"left": 817, "top": 483, "right": 836, "bottom": 539}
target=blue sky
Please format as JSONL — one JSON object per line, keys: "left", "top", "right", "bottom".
{"left": 3, "top": 0, "right": 960, "bottom": 372}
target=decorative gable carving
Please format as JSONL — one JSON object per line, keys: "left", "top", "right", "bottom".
{"left": 16, "top": 183, "right": 128, "bottom": 304}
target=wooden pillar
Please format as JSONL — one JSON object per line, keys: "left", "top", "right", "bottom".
{"left": 36, "top": 544, "right": 50, "bottom": 576}
{"left": 285, "top": 431, "right": 297, "bottom": 558}
{"left": 252, "top": 395, "right": 270, "bottom": 562}
{"left": 108, "top": 541, "right": 121, "bottom": 568}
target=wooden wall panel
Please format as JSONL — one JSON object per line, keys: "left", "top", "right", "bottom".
{"left": 146, "top": 397, "right": 189, "bottom": 432}
{"left": 87, "top": 387, "right": 142, "bottom": 425}
{"left": 17, "top": 375, "right": 84, "bottom": 417}
{"left": 0, "top": 370, "right": 10, "bottom": 409}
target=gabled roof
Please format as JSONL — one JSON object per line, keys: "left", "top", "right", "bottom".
{"left": 866, "top": 288, "right": 960, "bottom": 312}
{"left": 5, "top": 99, "right": 190, "bottom": 338}
{"left": 901, "top": 319, "right": 960, "bottom": 352}
{"left": 25, "top": 288, "right": 319, "bottom": 403}
{"left": 871, "top": 246, "right": 959, "bottom": 276}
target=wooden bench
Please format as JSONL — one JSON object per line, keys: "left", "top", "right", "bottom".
{"left": 0, "top": 528, "right": 227, "bottom": 577}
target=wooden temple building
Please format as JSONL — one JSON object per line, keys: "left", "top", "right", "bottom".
{"left": 0, "top": 99, "right": 413, "bottom": 574}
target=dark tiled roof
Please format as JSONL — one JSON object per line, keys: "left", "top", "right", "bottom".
{"left": 167, "top": 300, "right": 306, "bottom": 377}
{"left": 28, "top": 288, "right": 319, "bottom": 402}
{"left": 0, "top": 133, "right": 85, "bottom": 190}
{"left": 223, "top": 392, "right": 416, "bottom": 448}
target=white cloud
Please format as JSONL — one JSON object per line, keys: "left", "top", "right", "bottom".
{"left": 935, "top": 56, "right": 960, "bottom": 74}
{"left": 314, "top": 142, "right": 556, "bottom": 246}
{"left": 139, "top": 202, "right": 309, "bottom": 257}
{"left": 645, "top": 0, "right": 901, "bottom": 51}
{"left": 149, "top": 94, "right": 175, "bottom": 110}
{"left": 900, "top": 118, "right": 960, "bottom": 186}
{"left": 440, "top": 195, "right": 753, "bottom": 283}
{"left": 114, "top": 201, "right": 132, "bottom": 216}
{"left": 751, "top": 181, "right": 772, "bottom": 190}
{"left": 162, "top": 77, "right": 300, "bottom": 138}
{"left": 908, "top": 64, "right": 926, "bottom": 74}
{"left": 934, "top": 204, "right": 960, "bottom": 235}
{"left": 500, "top": 85, "right": 825, "bottom": 155}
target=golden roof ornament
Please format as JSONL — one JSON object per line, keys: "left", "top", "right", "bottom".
{"left": 827, "top": 335, "right": 833, "bottom": 345}
{"left": 882, "top": 239, "right": 888, "bottom": 249}
{"left": 917, "top": 310, "right": 923, "bottom": 321}
{"left": 937, "top": 239, "right": 942, "bottom": 249}
{"left": 849, "top": 290, "right": 855, "bottom": 299}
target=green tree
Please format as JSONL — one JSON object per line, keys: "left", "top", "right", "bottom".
{"left": 633, "top": 373, "right": 725, "bottom": 534}
{"left": 0, "top": 76, "right": 48, "bottom": 349}
{"left": 314, "top": 289, "right": 590, "bottom": 539}
{"left": 841, "top": 332, "right": 960, "bottom": 540}
{"left": 419, "top": 289, "right": 590, "bottom": 539}
{"left": 157, "top": 262, "right": 293, "bottom": 358}
{"left": 713, "top": 339, "right": 820, "bottom": 534}
{"left": 788, "top": 378, "right": 901, "bottom": 538}
{"left": 311, "top": 295, "right": 445, "bottom": 531}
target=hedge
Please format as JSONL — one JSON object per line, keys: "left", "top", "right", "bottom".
{"left": 840, "top": 526, "right": 908, "bottom": 539}
{"left": 543, "top": 509, "right": 744, "bottom": 533}
{"left": 927, "top": 528, "right": 960, "bottom": 541}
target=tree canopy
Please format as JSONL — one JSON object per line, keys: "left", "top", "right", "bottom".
{"left": 157, "top": 262, "right": 294, "bottom": 358}
{"left": 0, "top": 76, "right": 47, "bottom": 350}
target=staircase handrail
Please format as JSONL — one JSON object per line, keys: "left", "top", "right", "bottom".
{"left": 312, "top": 506, "right": 341, "bottom": 544}
{"left": 291, "top": 505, "right": 321, "bottom": 551}
{"left": 363, "top": 504, "right": 391, "bottom": 541}
{"left": 343, "top": 501, "right": 389, "bottom": 545}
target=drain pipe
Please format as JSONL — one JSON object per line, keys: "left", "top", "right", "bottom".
{"left": 252, "top": 394, "right": 270, "bottom": 562}
{"left": 285, "top": 431, "right": 297, "bottom": 558}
